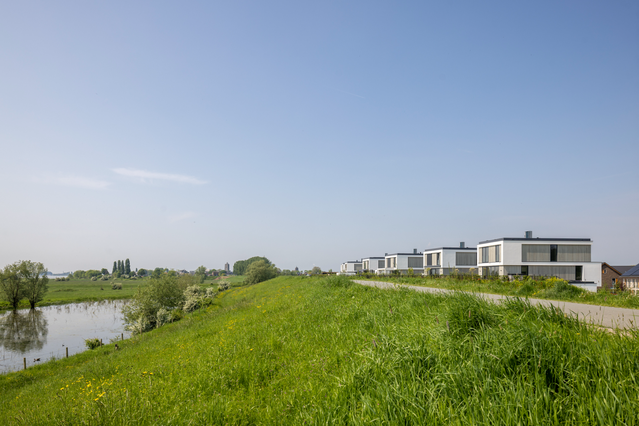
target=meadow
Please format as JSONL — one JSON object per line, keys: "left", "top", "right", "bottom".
{"left": 0, "top": 278, "right": 142, "bottom": 312}
{"left": 357, "top": 274, "right": 639, "bottom": 309}
{"left": 1, "top": 275, "right": 637, "bottom": 425}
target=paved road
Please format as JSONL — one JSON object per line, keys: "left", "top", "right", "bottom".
{"left": 353, "top": 280, "right": 639, "bottom": 330}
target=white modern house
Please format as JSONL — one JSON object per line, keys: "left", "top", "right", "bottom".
{"left": 476, "top": 231, "right": 601, "bottom": 291}
{"left": 362, "top": 257, "right": 385, "bottom": 274}
{"left": 423, "top": 243, "right": 477, "bottom": 275}
{"left": 339, "top": 260, "right": 363, "bottom": 276}
{"left": 379, "top": 249, "right": 424, "bottom": 275}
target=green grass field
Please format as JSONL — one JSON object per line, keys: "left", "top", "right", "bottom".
{"left": 0, "top": 278, "right": 142, "bottom": 312}
{"left": 0, "top": 276, "right": 243, "bottom": 312}
{"left": 1, "top": 275, "right": 638, "bottom": 424}
{"left": 357, "top": 275, "right": 639, "bottom": 309}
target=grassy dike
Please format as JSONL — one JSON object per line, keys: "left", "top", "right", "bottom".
{"left": 1, "top": 275, "right": 638, "bottom": 425}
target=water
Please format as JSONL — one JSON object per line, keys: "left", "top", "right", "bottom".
{"left": 0, "top": 300, "right": 130, "bottom": 374}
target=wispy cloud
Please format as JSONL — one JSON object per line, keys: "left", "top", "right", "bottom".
{"left": 168, "top": 211, "right": 198, "bottom": 223}
{"left": 35, "top": 175, "right": 111, "bottom": 190}
{"left": 112, "top": 168, "right": 208, "bottom": 185}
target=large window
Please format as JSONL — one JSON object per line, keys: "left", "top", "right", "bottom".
{"left": 408, "top": 257, "right": 423, "bottom": 268}
{"left": 456, "top": 252, "right": 477, "bottom": 266}
{"left": 522, "top": 244, "right": 591, "bottom": 262}
{"left": 378, "top": 260, "right": 385, "bottom": 269}
{"left": 480, "top": 245, "right": 501, "bottom": 263}
{"left": 426, "top": 253, "right": 440, "bottom": 266}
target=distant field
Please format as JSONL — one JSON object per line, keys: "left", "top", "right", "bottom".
{"left": 1, "top": 275, "right": 637, "bottom": 424}
{"left": 0, "top": 278, "right": 142, "bottom": 311}
{"left": 0, "top": 276, "right": 245, "bottom": 311}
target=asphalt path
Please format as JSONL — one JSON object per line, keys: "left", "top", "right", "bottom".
{"left": 353, "top": 280, "right": 639, "bottom": 330}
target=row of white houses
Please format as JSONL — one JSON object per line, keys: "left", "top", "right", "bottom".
{"left": 340, "top": 231, "right": 602, "bottom": 292}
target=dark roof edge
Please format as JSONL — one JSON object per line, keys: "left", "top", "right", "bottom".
{"left": 423, "top": 247, "right": 477, "bottom": 252}
{"left": 479, "top": 237, "right": 592, "bottom": 244}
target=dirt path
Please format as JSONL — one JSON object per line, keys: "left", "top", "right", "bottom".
{"left": 353, "top": 280, "right": 639, "bottom": 330}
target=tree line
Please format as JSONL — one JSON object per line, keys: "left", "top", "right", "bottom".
{"left": 0, "top": 261, "right": 49, "bottom": 309}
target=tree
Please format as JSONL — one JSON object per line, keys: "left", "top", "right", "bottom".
{"left": 151, "top": 268, "right": 164, "bottom": 279}
{"left": 74, "top": 270, "right": 85, "bottom": 279}
{"left": 233, "top": 256, "right": 271, "bottom": 276}
{"left": 101, "top": 268, "right": 109, "bottom": 275}
{"left": 311, "top": 266, "right": 322, "bottom": 275}
{"left": 138, "top": 268, "right": 148, "bottom": 277}
{"left": 19, "top": 261, "right": 49, "bottom": 309}
{"left": 118, "top": 260, "right": 124, "bottom": 275}
{"left": 0, "top": 262, "right": 24, "bottom": 310}
{"left": 244, "top": 260, "right": 278, "bottom": 285}
{"left": 125, "top": 259, "right": 131, "bottom": 275}
{"left": 195, "top": 265, "right": 207, "bottom": 283}
{"left": 112, "top": 261, "right": 117, "bottom": 275}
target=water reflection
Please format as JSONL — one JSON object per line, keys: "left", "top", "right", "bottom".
{"left": 0, "top": 300, "right": 129, "bottom": 374}
{"left": 0, "top": 310, "right": 48, "bottom": 353}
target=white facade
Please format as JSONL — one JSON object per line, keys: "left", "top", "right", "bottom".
{"left": 423, "top": 246, "right": 477, "bottom": 275}
{"left": 362, "top": 257, "right": 385, "bottom": 274}
{"left": 339, "top": 261, "right": 362, "bottom": 276}
{"left": 477, "top": 235, "right": 601, "bottom": 288}
{"left": 379, "top": 251, "right": 424, "bottom": 275}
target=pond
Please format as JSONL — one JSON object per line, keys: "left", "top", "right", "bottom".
{"left": 0, "top": 300, "right": 130, "bottom": 374}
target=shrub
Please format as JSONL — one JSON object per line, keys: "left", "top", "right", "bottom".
{"left": 156, "top": 307, "right": 171, "bottom": 328}
{"left": 218, "top": 281, "right": 230, "bottom": 292}
{"left": 85, "top": 338, "right": 101, "bottom": 350}
{"left": 542, "top": 279, "right": 584, "bottom": 299}
{"left": 91, "top": 277, "right": 98, "bottom": 281}
{"left": 112, "top": 283, "right": 122, "bottom": 290}
{"left": 183, "top": 297, "right": 200, "bottom": 313}
{"left": 244, "top": 260, "right": 278, "bottom": 285}
{"left": 122, "top": 275, "right": 185, "bottom": 334}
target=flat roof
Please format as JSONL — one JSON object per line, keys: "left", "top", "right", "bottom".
{"left": 362, "top": 256, "right": 385, "bottom": 259}
{"left": 423, "top": 247, "right": 477, "bottom": 252}
{"left": 343, "top": 260, "right": 362, "bottom": 264}
{"left": 479, "top": 237, "right": 592, "bottom": 244}
{"left": 386, "top": 253, "right": 423, "bottom": 256}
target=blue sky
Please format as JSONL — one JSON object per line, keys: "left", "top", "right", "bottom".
{"left": 1, "top": 1, "right": 637, "bottom": 272}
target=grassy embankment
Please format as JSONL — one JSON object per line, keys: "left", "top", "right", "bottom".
{"left": 0, "top": 276, "right": 242, "bottom": 312}
{"left": 2, "top": 275, "right": 638, "bottom": 424}
{"left": 357, "top": 274, "right": 639, "bottom": 309}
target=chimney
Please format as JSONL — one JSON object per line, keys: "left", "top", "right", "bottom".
{"left": 460, "top": 242, "right": 465, "bottom": 248}
{"left": 413, "top": 248, "right": 417, "bottom": 254}
{"left": 525, "top": 231, "right": 533, "bottom": 239}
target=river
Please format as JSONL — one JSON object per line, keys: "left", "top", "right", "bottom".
{"left": 0, "top": 300, "right": 130, "bottom": 374}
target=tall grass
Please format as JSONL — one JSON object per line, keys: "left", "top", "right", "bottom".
{"left": 1, "top": 276, "right": 637, "bottom": 424}
{"left": 358, "top": 274, "right": 639, "bottom": 309}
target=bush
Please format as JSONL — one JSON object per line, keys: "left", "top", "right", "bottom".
{"left": 91, "top": 277, "right": 98, "bottom": 281}
{"left": 542, "top": 279, "right": 584, "bottom": 299}
{"left": 122, "top": 275, "right": 185, "bottom": 334}
{"left": 218, "top": 281, "right": 230, "bottom": 292}
{"left": 85, "top": 338, "right": 101, "bottom": 350}
{"left": 244, "top": 260, "right": 278, "bottom": 285}
{"left": 112, "top": 283, "right": 122, "bottom": 290}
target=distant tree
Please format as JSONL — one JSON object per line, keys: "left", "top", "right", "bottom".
{"left": 138, "top": 268, "right": 148, "bottom": 277}
{"left": 85, "top": 270, "right": 102, "bottom": 279}
{"left": 233, "top": 257, "right": 271, "bottom": 276}
{"left": 19, "top": 261, "right": 49, "bottom": 309}
{"left": 281, "top": 269, "right": 291, "bottom": 276}
{"left": 74, "top": 270, "right": 86, "bottom": 279}
{"left": 195, "top": 266, "right": 207, "bottom": 283}
{"left": 112, "top": 261, "right": 117, "bottom": 275}
{"left": 0, "top": 262, "right": 24, "bottom": 310}
{"left": 152, "top": 268, "right": 164, "bottom": 279}
{"left": 118, "top": 260, "right": 124, "bottom": 275}
{"left": 311, "top": 266, "right": 322, "bottom": 275}
{"left": 101, "top": 268, "right": 109, "bottom": 275}
{"left": 244, "top": 260, "right": 278, "bottom": 285}
{"left": 125, "top": 259, "right": 131, "bottom": 275}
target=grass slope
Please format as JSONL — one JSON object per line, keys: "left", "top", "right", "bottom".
{"left": 1, "top": 276, "right": 638, "bottom": 425}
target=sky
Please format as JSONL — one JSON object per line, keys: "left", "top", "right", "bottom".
{"left": 1, "top": 1, "right": 638, "bottom": 273}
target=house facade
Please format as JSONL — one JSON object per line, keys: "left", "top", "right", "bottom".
{"left": 362, "top": 257, "right": 385, "bottom": 274}
{"left": 423, "top": 243, "right": 477, "bottom": 275}
{"left": 476, "top": 232, "right": 601, "bottom": 291}
{"left": 601, "top": 263, "right": 634, "bottom": 290}
{"left": 620, "top": 264, "right": 639, "bottom": 294}
{"left": 339, "top": 261, "right": 363, "bottom": 275}
{"left": 379, "top": 250, "right": 424, "bottom": 275}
